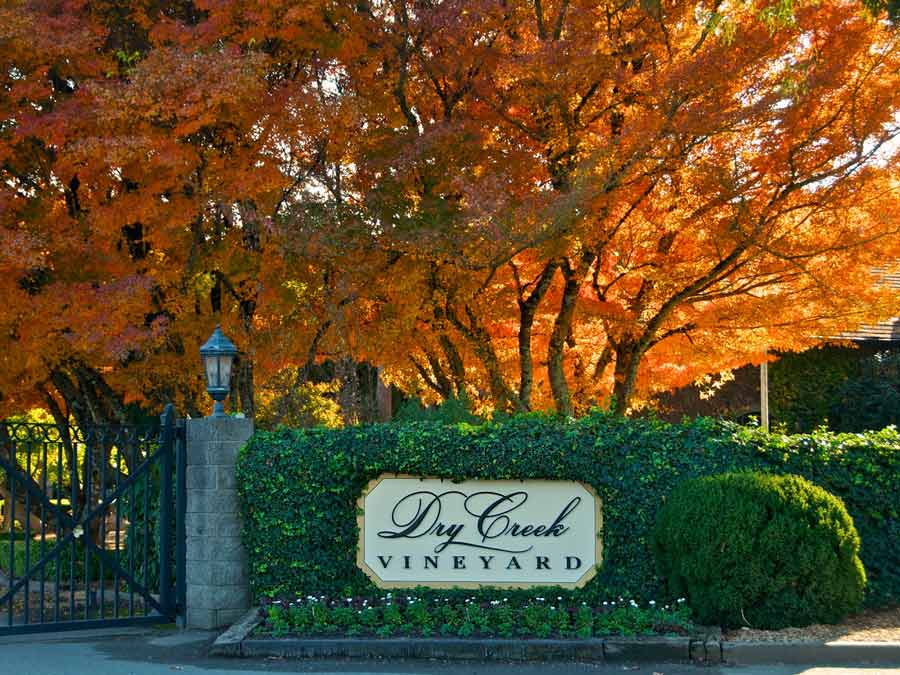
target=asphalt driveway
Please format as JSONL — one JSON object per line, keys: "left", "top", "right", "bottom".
{"left": 0, "top": 626, "right": 897, "bottom": 675}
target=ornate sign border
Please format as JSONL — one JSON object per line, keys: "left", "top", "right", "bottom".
{"left": 356, "top": 473, "right": 603, "bottom": 589}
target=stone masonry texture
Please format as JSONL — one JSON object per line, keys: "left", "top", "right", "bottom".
{"left": 185, "top": 416, "right": 253, "bottom": 630}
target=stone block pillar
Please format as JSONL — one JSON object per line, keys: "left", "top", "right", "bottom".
{"left": 184, "top": 416, "right": 254, "bottom": 630}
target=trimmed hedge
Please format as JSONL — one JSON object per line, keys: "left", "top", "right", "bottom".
{"left": 237, "top": 413, "right": 899, "bottom": 610}
{"left": 653, "top": 472, "right": 866, "bottom": 628}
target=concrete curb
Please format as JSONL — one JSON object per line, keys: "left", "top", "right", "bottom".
{"left": 237, "top": 636, "right": 694, "bottom": 662}
{"left": 210, "top": 611, "right": 900, "bottom": 665}
{"left": 217, "top": 633, "right": 900, "bottom": 664}
{"left": 605, "top": 636, "right": 692, "bottom": 662}
{"left": 209, "top": 608, "right": 261, "bottom": 656}
{"left": 723, "top": 640, "right": 900, "bottom": 666}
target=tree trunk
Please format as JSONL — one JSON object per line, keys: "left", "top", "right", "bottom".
{"left": 0, "top": 425, "right": 64, "bottom": 532}
{"left": 517, "top": 261, "right": 558, "bottom": 410}
{"left": 548, "top": 258, "right": 588, "bottom": 416}
{"left": 446, "top": 303, "right": 522, "bottom": 411}
{"left": 438, "top": 335, "right": 467, "bottom": 398}
{"left": 0, "top": 487, "right": 44, "bottom": 533}
{"left": 376, "top": 366, "right": 393, "bottom": 421}
{"left": 237, "top": 357, "right": 255, "bottom": 419}
{"left": 612, "top": 343, "right": 641, "bottom": 416}
{"left": 423, "top": 346, "right": 454, "bottom": 398}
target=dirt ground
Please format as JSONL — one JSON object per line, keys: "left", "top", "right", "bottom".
{"left": 724, "top": 607, "right": 900, "bottom": 642}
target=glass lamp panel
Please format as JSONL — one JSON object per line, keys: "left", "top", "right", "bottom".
{"left": 204, "top": 354, "right": 220, "bottom": 389}
{"left": 218, "top": 353, "right": 234, "bottom": 387}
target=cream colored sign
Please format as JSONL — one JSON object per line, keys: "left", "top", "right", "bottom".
{"left": 357, "top": 475, "right": 602, "bottom": 589}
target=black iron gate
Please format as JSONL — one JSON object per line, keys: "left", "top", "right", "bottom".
{"left": 0, "top": 405, "right": 185, "bottom": 634}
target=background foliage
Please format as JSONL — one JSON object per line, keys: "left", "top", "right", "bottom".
{"left": 770, "top": 347, "right": 900, "bottom": 433}
{"left": 237, "top": 414, "right": 899, "bottom": 615}
{"left": 392, "top": 396, "right": 481, "bottom": 425}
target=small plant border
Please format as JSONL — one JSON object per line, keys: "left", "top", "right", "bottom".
{"left": 256, "top": 593, "right": 693, "bottom": 640}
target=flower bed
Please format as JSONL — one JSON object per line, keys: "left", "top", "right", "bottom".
{"left": 257, "top": 593, "right": 693, "bottom": 639}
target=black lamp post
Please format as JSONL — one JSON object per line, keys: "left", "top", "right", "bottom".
{"left": 199, "top": 325, "right": 238, "bottom": 418}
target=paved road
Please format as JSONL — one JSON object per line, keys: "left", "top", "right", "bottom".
{"left": 0, "top": 627, "right": 897, "bottom": 675}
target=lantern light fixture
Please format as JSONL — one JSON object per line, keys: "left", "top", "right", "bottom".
{"left": 199, "top": 325, "right": 238, "bottom": 418}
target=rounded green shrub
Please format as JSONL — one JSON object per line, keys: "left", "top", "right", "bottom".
{"left": 652, "top": 472, "right": 865, "bottom": 629}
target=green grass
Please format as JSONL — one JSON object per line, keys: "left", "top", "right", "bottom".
{"left": 0, "top": 534, "right": 66, "bottom": 579}
{"left": 0, "top": 534, "right": 78, "bottom": 579}
{"left": 0, "top": 535, "right": 29, "bottom": 577}
{"left": 1, "top": 531, "right": 26, "bottom": 540}
{"left": 0, "top": 533, "right": 124, "bottom": 582}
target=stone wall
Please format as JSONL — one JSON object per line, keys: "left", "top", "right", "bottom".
{"left": 185, "top": 416, "right": 253, "bottom": 630}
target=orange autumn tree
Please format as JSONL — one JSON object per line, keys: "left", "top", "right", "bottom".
{"left": 0, "top": 0, "right": 362, "bottom": 426}
{"left": 3, "top": 0, "right": 900, "bottom": 425}
{"left": 293, "top": 0, "right": 900, "bottom": 414}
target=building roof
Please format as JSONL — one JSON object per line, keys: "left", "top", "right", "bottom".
{"left": 841, "top": 318, "right": 900, "bottom": 342}
{"left": 840, "top": 269, "right": 900, "bottom": 343}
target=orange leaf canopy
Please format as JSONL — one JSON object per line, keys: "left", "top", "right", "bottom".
{"left": 1, "top": 0, "right": 900, "bottom": 420}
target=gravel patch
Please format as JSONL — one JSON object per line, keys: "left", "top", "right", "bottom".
{"left": 724, "top": 607, "right": 900, "bottom": 642}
